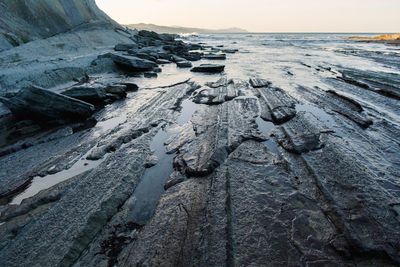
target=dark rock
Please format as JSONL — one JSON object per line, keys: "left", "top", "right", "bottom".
{"left": 192, "top": 78, "right": 241, "bottom": 105}
{"left": 222, "top": 49, "right": 239, "bottom": 53}
{"left": 127, "top": 51, "right": 157, "bottom": 62}
{"left": 105, "top": 85, "right": 127, "bottom": 98}
{"left": 203, "top": 54, "right": 227, "bottom": 60}
{"left": 156, "top": 59, "right": 171, "bottom": 64}
{"left": 62, "top": 85, "right": 108, "bottom": 105}
{"left": 170, "top": 55, "right": 186, "bottom": 63}
{"left": 164, "top": 171, "right": 185, "bottom": 190}
{"left": 153, "top": 67, "right": 162, "bottom": 73}
{"left": 191, "top": 64, "right": 225, "bottom": 73}
{"left": 249, "top": 78, "right": 271, "bottom": 88}
{"left": 183, "top": 52, "right": 202, "bottom": 61}
{"left": 275, "top": 112, "right": 325, "bottom": 154}
{"left": 118, "top": 82, "right": 139, "bottom": 92}
{"left": 111, "top": 54, "right": 157, "bottom": 71}
{"left": 252, "top": 82, "right": 297, "bottom": 124}
{"left": 114, "top": 43, "right": 138, "bottom": 52}
{"left": 0, "top": 86, "right": 94, "bottom": 123}
{"left": 144, "top": 72, "right": 158, "bottom": 78}
{"left": 176, "top": 61, "right": 192, "bottom": 68}
{"left": 144, "top": 155, "right": 158, "bottom": 168}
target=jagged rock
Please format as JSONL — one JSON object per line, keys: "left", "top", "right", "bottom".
{"left": 111, "top": 54, "right": 157, "bottom": 71}
{"left": 253, "top": 84, "right": 297, "bottom": 124}
{"left": 176, "top": 61, "right": 192, "bottom": 68}
{"left": 0, "top": 86, "right": 94, "bottom": 122}
{"left": 249, "top": 78, "right": 271, "bottom": 88}
{"left": 156, "top": 59, "right": 171, "bottom": 64}
{"left": 127, "top": 51, "right": 157, "bottom": 62}
{"left": 170, "top": 55, "right": 186, "bottom": 63}
{"left": 192, "top": 78, "right": 241, "bottom": 105}
{"left": 170, "top": 97, "right": 265, "bottom": 176}
{"left": 114, "top": 43, "right": 138, "bottom": 52}
{"left": 164, "top": 171, "right": 185, "bottom": 190}
{"left": 275, "top": 111, "right": 325, "bottom": 154}
{"left": 144, "top": 72, "right": 158, "bottom": 78}
{"left": 326, "top": 90, "right": 372, "bottom": 128}
{"left": 191, "top": 64, "right": 225, "bottom": 73}
{"left": 222, "top": 49, "right": 239, "bottom": 53}
{"left": 118, "top": 82, "right": 138, "bottom": 92}
{"left": 203, "top": 54, "right": 226, "bottom": 60}
{"left": 144, "top": 155, "right": 158, "bottom": 168}
{"left": 62, "top": 85, "right": 107, "bottom": 105}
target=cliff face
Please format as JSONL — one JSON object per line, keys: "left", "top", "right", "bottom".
{"left": 0, "top": 0, "right": 119, "bottom": 51}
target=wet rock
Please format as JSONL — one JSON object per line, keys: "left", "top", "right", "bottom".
{"left": 111, "top": 53, "right": 157, "bottom": 71}
{"left": 191, "top": 64, "right": 225, "bottom": 73}
{"left": 62, "top": 85, "right": 108, "bottom": 105}
{"left": 127, "top": 51, "right": 157, "bottom": 62}
{"left": 118, "top": 82, "right": 138, "bottom": 92}
{"left": 222, "top": 49, "right": 239, "bottom": 53}
{"left": 156, "top": 59, "right": 171, "bottom": 64}
{"left": 105, "top": 85, "right": 127, "bottom": 98}
{"left": 144, "top": 72, "right": 158, "bottom": 78}
{"left": 144, "top": 155, "right": 158, "bottom": 168}
{"left": 275, "top": 112, "right": 325, "bottom": 154}
{"left": 0, "top": 86, "right": 95, "bottom": 123}
{"left": 249, "top": 78, "right": 271, "bottom": 88}
{"left": 170, "top": 55, "right": 187, "bottom": 63}
{"left": 172, "top": 97, "right": 265, "bottom": 176}
{"left": 114, "top": 43, "right": 138, "bottom": 52}
{"left": 192, "top": 78, "right": 241, "bottom": 105}
{"left": 176, "top": 61, "right": 192, "bottom": 68}
{"left": 326, "top": 90, "right": 372, "bottom": 128}
{"left": 164, "top": 171, "right": 185, "bottom": 190}
{"left": 203, "top": 54, "right": 227, "bottom": 60}
{"left": 253, "top": 84, "right": 297, "bottom": 124}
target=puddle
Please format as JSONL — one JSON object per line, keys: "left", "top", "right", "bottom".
{"left": 92, "top": 114, "right": 127, "bottom": 137}
{"left": 11, "top": 146, "right": 106, "bottom": 205}
{"left": 255, "top": 116, "right": 280, "bottom": 154}
{"left": 296, "top": 104, "right": 345, "bottom": 137}
{"left": 177, "top": 99, "right": 201, "bottom": 125}
{"left": 129, "top": 128, "right": 175, "bottom": 225}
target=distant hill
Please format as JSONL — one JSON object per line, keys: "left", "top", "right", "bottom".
{"left": 125, "top": 23, "right": 248, "bottom": 34}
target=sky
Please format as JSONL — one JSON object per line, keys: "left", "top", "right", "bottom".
{"left": 95, "top": 0, "right": 400, "bottom": 33}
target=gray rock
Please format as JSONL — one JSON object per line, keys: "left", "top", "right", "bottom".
{"left": 203, "top": 54, "right": 227, "bottom": 60}
{"left": 111, "top": 54, "right": 157, "bottom": 71}
{"left": 191, "top": 64, "right": 225, "bottom": 73}
{"left": 144, "top": 155, "right": 158, "bottom": 168}
{"left": 192, "top": 78, "right": 241, "bottom": 105}
{"left": 176, "top": 61, "right": 192, "bottom": 68}
{"left": 253, "top": 84, "right": 297, "bottom": 124}
{"left": 249, "top": 78, "right": 271, "bottom": 88}
{"left": 144, "top": 72, "right": 158, "bottom": 78}
{"left": 170, "top": 55, "right": 186, "bottom": 63}
{"left": 62, "top": 85, "right": 108, "bottom": 105}
{"left": 156, "top": 59, "right": 171, "bottom": 64}
{"left": 114, "top": 43, "right": 138, "bottom": 52}
{"left": 0, "top": 86, "right": 94, "bottom": 122}
{"left": 164, "top": 171, "right": 185, "bottom": 190}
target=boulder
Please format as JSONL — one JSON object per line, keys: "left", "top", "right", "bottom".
{"left": 203, "top": 54, "right": 227, "bottom": 60}
{"left": 62, "top": 85, "right": 108, "bottom": 105}
{"left": 114, "top": 43, "right": 138, "bottom": 52}
{"left": 170, "top": 55, "right": 187, "bottom": 63}
{"left": 176, "top": 61, "right": 192, "bottom": 68}
{"left": 157, "top": 59, "right": 171, "bottom": 64}
{"left": 249, "top": 78, "right": 271, "bottom": 88}
{"left": 0, "top": 86, "right": 94, "bottom": 122}
{"left": 191, "top": 64, "right": 225, "bottom": 73}
{"left": 144, "top": 72, "right": 158, "bottom": 78}
{"left": 111, "top": 54, "right": 158, "bottom": 71}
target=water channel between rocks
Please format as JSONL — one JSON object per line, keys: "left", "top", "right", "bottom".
{"left": 129, "top": 99, "right": 199, "bottom": 225}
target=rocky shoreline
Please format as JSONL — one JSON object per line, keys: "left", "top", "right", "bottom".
{"left": 0, "top": 2, "right": 400, "bottom": 267}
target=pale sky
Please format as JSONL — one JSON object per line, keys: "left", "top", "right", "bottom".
{"left": 95, "top": 0, "right": 400, "bottom": 32}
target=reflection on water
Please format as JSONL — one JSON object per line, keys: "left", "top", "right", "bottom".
{"left": 11, "top": 146, "right": 106, "bottom": 205}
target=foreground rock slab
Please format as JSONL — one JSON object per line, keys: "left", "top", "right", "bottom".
{"left": 0, "top": 86, "right": 95, "bottom": 123}
{"left": 191, "top": 64, "right": 225, "bottom": 73}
